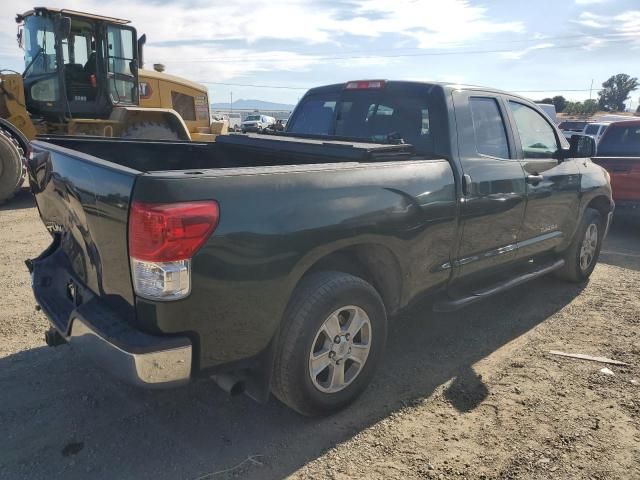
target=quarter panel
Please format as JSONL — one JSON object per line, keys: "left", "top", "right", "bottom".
{"left": 132, "top": 160, "right": 457, "bottom": 369}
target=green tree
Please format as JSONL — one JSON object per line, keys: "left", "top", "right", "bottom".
{"left": 539, "top": 97, "right": 553, "bottom": 104}
{"left": 552, "top": 95, "right": 567, "bottom": 113}
{"left": 582, "top": 99, "right": 598, "bottom": 116}
{"left": 598, "top": 74, "right": 639, "bottom": 111}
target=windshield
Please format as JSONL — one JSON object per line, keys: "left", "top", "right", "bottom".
{"left": 245, "top": 115, "right": 261, "bottom": 121}
{"left": 23, "top": 15, "right": 58, "bottom": 76}
{"left": 597, "top": 124, "right": 640, "bottom": 156}
{"left": 287, "top": 88, "right": 433, "bottom": 153}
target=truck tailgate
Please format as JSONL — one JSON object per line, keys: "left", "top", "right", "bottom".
{"left": 28, "top": 140, "right": 139, "bottom": 331}
{"left": 592, "top": 157, "right": 640, "bottom": 203}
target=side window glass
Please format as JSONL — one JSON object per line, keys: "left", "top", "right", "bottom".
{"left": 469, "top": 97, "right": 510, "bottom": 159}
{"left": 509, "top": 102, "right": 559, "bottom": 159}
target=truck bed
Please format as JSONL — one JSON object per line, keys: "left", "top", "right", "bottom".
{"left": 36, "top": 133, "right": 417, "bottom": 173}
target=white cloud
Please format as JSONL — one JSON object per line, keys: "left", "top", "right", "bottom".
{"left": 572, "top": 10, "right": 640, "bottom": 49}
{"left": 0, "top": 0, "right": 525, "bottom": 90}
{"left": 575, "top": 0, "right": 611, "bottom": 5}
{"left": 499, "top": 42, "right": 555, "bottom": 60}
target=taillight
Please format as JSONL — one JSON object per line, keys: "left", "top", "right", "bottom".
{"left": 345, "top": 80, "right": 386, "bottom": 90}
{"left": 128, "top": 201, "right": 219, "bottom": 300}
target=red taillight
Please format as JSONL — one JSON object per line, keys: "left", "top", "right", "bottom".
{"left": 345, "top": 80, "right": 386, "bottom": 90}
{"left": 129, "top": 201, "right": 219, "bottom": 262}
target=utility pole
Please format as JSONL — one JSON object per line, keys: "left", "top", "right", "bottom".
{"left": 230, "top": 92, "right": 233, "bottom": 115}
{"left": 589, "top": 79, "right": 594, "bottom": 101}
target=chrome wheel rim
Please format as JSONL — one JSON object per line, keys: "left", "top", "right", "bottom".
{"left": 308, "top": 305, "right": 372, "bottom": 394}
{"left": 579, "top": 223, "right": 598, "bottom": 271}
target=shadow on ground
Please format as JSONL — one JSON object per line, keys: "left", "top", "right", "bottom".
{"left": 0, "top": 187, "right": 35, "bottom": 212}
{"left": 0, "top": 275, "right": 588, "bottom": 480}
{"left": 599, "top": 215, "right": 640, "bottom": 272}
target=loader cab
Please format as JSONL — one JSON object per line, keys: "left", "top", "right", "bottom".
{"left": 18, "top": 8, "right": 139, "bottom": 121}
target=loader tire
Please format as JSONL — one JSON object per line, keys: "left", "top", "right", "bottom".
{"left": 0, "top": 128, "right": 26, "bottom": 205}
{"left": 122, "top": 122, "right": 180, "bottom": 140}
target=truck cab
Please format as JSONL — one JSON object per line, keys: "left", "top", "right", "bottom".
{"left": 18, "top": 8, "right": 139, "bottom": 121}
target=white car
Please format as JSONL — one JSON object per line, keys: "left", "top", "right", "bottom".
{"left": 241, "top": 114, "right": 276, "bottom": 133}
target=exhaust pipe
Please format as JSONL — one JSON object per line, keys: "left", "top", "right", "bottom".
{"left": 212, "top": 373, "right": 245, "bottom": 396}
{"left": 44, "top": 328, "right": 67, "bottom": 347}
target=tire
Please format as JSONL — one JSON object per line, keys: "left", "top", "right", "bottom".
{"left": 555, "top": 208, "right": 604, "bottom": 282}
{"left": 122, "top": 122, "right": 179, "bottom": 140}
{"left": 0, "top": 129, "right": 26, "bottom": 205}
{"left": 272, "top": 271, "right": 387, "bottom": 416}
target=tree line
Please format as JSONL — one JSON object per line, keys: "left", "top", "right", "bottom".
{"left": 537, "top": 73, "right": 639, "bottom": 116}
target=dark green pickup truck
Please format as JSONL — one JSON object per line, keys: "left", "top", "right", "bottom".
{"left": 27, "top": 80, "right": 613, "bottom": 415}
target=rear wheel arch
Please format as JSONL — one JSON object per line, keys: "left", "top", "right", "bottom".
{"left": 298, "top": 243, "right": 403, "bottom": 316}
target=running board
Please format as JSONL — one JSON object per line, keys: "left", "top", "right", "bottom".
{"left": 433, "top": 259, "right": 565, "bottom": 313}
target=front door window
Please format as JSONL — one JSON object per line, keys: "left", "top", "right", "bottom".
{"left": 508, "top": 102, "right": 559, "bottom": 159}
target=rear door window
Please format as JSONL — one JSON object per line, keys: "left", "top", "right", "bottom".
{"left": 469, "top": 97, "right": 510, "bottom": 159}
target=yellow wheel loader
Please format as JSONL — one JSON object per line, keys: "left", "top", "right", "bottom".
{"left": 0, "top": 7, "right": 226, "bottom": 203}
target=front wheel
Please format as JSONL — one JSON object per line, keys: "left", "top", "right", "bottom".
{"left": 556, "top": 208, "right": 604, "bottom": 282}
{"left": 272, "top": 271, "right": 387, "bottom": 416}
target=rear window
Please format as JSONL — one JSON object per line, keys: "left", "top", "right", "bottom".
{"left": 287, "top": 87, "right": 436, "bottom": 154}
{"left": 584, "top": 124, "right": 601, "bottom": 135}
{"left": 597, "top": 124, "right": 640, "bottom": 156}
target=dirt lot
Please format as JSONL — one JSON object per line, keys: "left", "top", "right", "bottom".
{"left": 1, "top": 188, "right": 638, "bottom": 480}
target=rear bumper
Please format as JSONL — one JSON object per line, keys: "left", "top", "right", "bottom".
{"left": 28, "top": 246, "right": 192, "bottom": 388}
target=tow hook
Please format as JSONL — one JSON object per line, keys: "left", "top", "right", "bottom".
{"left": 44, "top": 328, "right": 67, "bottom": 347}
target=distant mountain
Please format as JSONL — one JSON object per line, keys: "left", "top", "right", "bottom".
{"left": 211, "top": 99, "right": 295, "bottom": 111}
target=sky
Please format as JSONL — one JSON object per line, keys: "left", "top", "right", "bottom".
{"left": 1, "top": 0, "right": 639, "bottom": 109}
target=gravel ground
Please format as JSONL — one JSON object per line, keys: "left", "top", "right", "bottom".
{"left": 0, "top": 187, "right": 638, "bottom": 480}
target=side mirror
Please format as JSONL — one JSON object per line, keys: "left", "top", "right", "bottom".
{"left": 568, "top": 134, "right": 596, "bottom": 158}
{"left": 54, "top": 15, "right": 71, "bottom": 40}
{"left": 129, "top": 59, "right": 138, "bottom": 76}
{"left": 556, "top": 134, "right": 596, "bottom": 160}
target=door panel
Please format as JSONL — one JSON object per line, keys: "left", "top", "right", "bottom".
{"left": 506, "top": 101, "right": 581, "bottom": 257}
{"left": 452, "top": 92, "right": 527, "bottom": 279}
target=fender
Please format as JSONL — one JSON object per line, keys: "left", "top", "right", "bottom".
{"left": 109, "top": 106, "right": 191, "bottom": 141}
{"left": 0, "top": 117, "right": 31, "bottom": 155}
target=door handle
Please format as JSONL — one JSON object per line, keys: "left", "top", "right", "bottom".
{"left": 462, "top": 173, "right": 472, "bottom": 196}
{"left": 526, "top": 174, "right": 544, "bottom": 184}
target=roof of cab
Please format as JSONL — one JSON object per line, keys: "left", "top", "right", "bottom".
{"left": 17, "top": 7, "right": 130, "bottom": 24}
{"left": 303, "top": 80, "right": 535, "bottom": 103}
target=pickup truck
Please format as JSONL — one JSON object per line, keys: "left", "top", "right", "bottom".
{"left": 27, "top": 80, "right": 613, "bottom": 416}
{"left": 592, "top": 119, "right": 640, "bottom": 215}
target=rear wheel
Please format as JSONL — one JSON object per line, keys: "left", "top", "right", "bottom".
{"left": 556, "top": 208, "right": 604, "bottom": 282}
{"left": 122, "top": 122, "right": 180, "bottom": 140}
{"left": 0, "top": 129, "right": 26, "bottom": 204}
{"left": 272, "top": 271, "right": 387, "bottom": 416}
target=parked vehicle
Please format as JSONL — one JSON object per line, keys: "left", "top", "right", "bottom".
{"left": 226, "top": 113, "right": 242, "bottom": 131}
{"left": 583, "top": 122, "right": 610, "bottom": 145}
{"left": 241, "top": 114, "right": 276, "bottom": 133}
{"left": 558, "top": 120, "right": 589, "bottom": 140}
{"left": 27, "top": 80, "right": 613, "bottom": 416}
{"left": 592, "top": 120, "right": 640, "bottom": 215}
{"left": 536, "top": 103, "right": 558, "bottom": 123}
